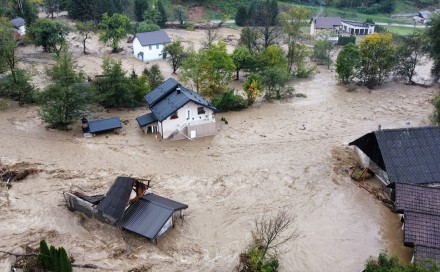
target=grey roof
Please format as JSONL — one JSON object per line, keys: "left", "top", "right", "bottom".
{"left": 313, "top": 17, "right": 342, "bottom": 29}
{"left": 349, "top": 126, "right": 440, "bottom": 185}
{"left": 394, "top": 183, "right": 440, "bottom": 215}
{"left": 144, "top": 78, "right": 179, "bottom": 107}
{"left": 135, "top": 31, "right": 171, "bottom": 46}
{"left": 414, "top": 245, "right": 440, "bottom": 264}
{"left": 96, "top": 177, "right": 134, "bottom": 221}
{"left": 119, "top": 194, "right": 188, "bottom": 240}
{"left": 404, "top": 211, "right": 440, "bottom": 249}
{"left": 88, "top": 117, "right": 122, "bottom": 134}
{"left": 10, "top": 17, "right": 25, "bottom": 28}
{"left": 342, "top": 20, "right": 373, "bottom": 28}
{"left": 136, "top": 113, "right": 158, "bottom": 127}
{"left": 419, "top": 10, "right": 432, "bottom": 18}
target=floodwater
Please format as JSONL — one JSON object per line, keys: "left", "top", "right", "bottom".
{"left": 0, "top": 29, "right": 437, "bottom": 271}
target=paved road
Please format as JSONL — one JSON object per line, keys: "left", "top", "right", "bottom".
{"left": 375, "top": 22, "right": 427, "bottom": 28}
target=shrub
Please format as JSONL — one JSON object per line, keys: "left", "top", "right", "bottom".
{"left": 211, "top": 90, "right": 247, "bottom": 112}
{"left": 337, "top": 36, "right": 356, "bottom": 46}
{"left": 432, "top": 93, "right": 440, "bottom": 125}
{"left": 37, "top": 240, "right": 72, "bottom": 272}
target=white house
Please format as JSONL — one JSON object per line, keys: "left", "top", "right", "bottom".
{"left": 341, "top": 20, "right": 375, "bottom": 35}
{"left": 136, "top": 78, "right": 218, "bottom": 140}
{"left": 10, "top": 17, "right": 26, "bottom": 38}
{"left": 132, "top": 31, "right": 171, "bottom": 62}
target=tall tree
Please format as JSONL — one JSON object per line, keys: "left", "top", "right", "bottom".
{"left": 163, "top": 40, "right": 187, "bottom": 74}
{"left": 75, "top": 20, "right": 95, "bottom": 54}
{"left": 335, "top": 43, "right": 361, "bottom": 84}
{"left": 157, "top": 0, "right": 167, "bottom": 27}
{"left": 426, "top": 13, "right": 440, "bottom": 81}
{"left": 239, "top": 27, "right": 259, "bottom": 53}
{"left": 12, "top": 0, "right": 37, "bottom": 26}
{"left": 44, "top": 0, "right": 61, "bottom": 19}
{"left": 313, "top": 31, "right": 336, "bottom": 69}
{"left": 0, "top": 17, "right": 17, "bottom": 74}
{"left": 358, "top": 32, "right": 396, "bottom": 88}
{"left": 172, "top": 5, "right": 187, "bottom": 27}
{"left": 38, "top": 49, "right": 87, "bottom": 130}
{"left": 395, "top": 32, "right": 427, "bottom": 84}
{"left": 134, "top": 0, "right": 149, "bottom": 22}
{"left": 99, "top": 13, "right": 131, "bottom": 53}
{"left": 27, "top": 18, "right": 70, "bottom": 55}
{"left": 143, "top": 64, "right": 164, "bottom": 89}
{"left": 235, "top": 5, "right": 248, "bottom": 27}
{"left": 231, "top": 45, "right": 251, "bottom": 80}
{"left": 252, "top": 0, "right": 281, "bottom": 49}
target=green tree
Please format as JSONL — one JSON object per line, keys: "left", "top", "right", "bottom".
{"left": 12, "top": 0, "right": 37, "bottom": 26}
{"left": 235, "top": 5, "right": 248, "bottom": 27}
{"left": 395, "top": 32, "right": 427, "bottom": 84}
{"left": 258, "top": 45, "right": 290, "bottom": 98}
{"left": 172, "top": 5, "right": 187, "bottom": 27}
{"left": 157, "top": 0, "right": 167, "bottom": 27}
{"left": 180, "top": 50, "right": 204, "bottom": 92}
{"left": 75, "top": 20, "right": 95, "bottom": 54}
{"left": 239, "top": 26, "right": 259, "bottom": 53}
{"left": 364, "top": 252, "right": 439, "bottom": 272}
{"left": 231, "top": 45, "right": 251, "bottom": 80}
{"left": 243, "top": 73, "right": 263, "bottom": 105}
{"left": 38, "top": 49, "right": 87, "bottom": 130}
{"left": 136, "top": 22, "right": 160, "bottom": 33}
{"left": 211, "top": 90, "right": 247, "bottom": 111}
{"left": 99, "top": 13, "right": 131, "bottom": 53}
{"left": 0, "top": 17, "right": 17, "bottom": 73}
{"left": 426, "top": 13, "right": 440, "bottom": 81}
{"left": 163, "top": 40, "right": 187, "bottom": 74}
{"left": 432, "top": 93, "right": 440, "bottom": 125}
{"left": 37, "top": 240, "right": 72, "bottom": 272}
{"left": 358, "top": 32, "right": 397, "bottom": 88}
{"left": 143, "top": 64, "right": 164, "bottom": 89}
{"left": 313, "top": 37, "right": 335, "bottom": 69}
{"left": 44, "top": 0, "right": 61, "bottom": 19}
{"left": 27, "top": 18, "right": 70, "bottom": 55}
{"left": 134, "top": 0, "right": 148, "bottom": 22}
{"left": 253, "top": 0, "right": 281, "bottom": 49}
{"left": 336, "top": 43, "right": 361, "bottom": 84}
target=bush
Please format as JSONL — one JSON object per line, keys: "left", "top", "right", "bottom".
{"left": 432, "top": 93, "right": 440, "bottom": 125}
{"left": 37, "top": 240, "right": 72, "bottom": 272}
{"left": 211, "top": 90, "right": 247, "bottom": 112}
{"left": 337, "top": 36, "right": 356, "bottom": 46}
{"left": 0, "top": 69, "right": 36, "bottom": 105}
{"left": 240, "top": 239, "right": 279, "bottom": 272}
{"left": 136, "top": 22, "right": 160, "bottom": 33}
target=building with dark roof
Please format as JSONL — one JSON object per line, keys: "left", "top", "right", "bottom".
{"left": 393, "top": 183, "right": 440, "bottom": 215}
{"left": 133, "top": 31, "right": 171, "bottom": 62}
{"left": 341, "top": 20, "right": 375, "bottom": 35}
{"left": 310, "top": 17, "right": 342, "bottom": 36}
{"left": 136, "top": 78, "right": 218, "bottom": 140}
{"left": 83, "top": 117, "right": 122, "bottom": 135}
{"left": 10, "top": 17, "right": 26, "bottom": 38}
{"left": 349, "top": 126, "right": 440, "bottom": 187}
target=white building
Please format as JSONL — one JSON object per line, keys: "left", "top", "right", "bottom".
{"left": 136, "top": 78, "right": 218, "bottom": 140}
{"left": 341, "top": 20, "right": 375, "bottom": 35}
{"left": 132, "top": 31, "right": 171, "bottom": 62}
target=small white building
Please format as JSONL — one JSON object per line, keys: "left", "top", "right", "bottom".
{"left": 132, "top": 31, "right": 171, "bottom": 62}
{"left": 341, "top": 20, "right": 375, "bottom": 35}
{"left": 10, "top": 17, "right": 26, "bottom": 38}
{"left": 136, "top": 78, "right": 218, "bottom": 140}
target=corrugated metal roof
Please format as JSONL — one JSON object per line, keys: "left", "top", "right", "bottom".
{"left": 142, "top": 193, "right": 188, "bottom": 211}
{"left": 96, "top": 177, "right": 134, "bottom": 221}
{"left": 404, "top": 211, "right": 440, "bottom": 249}
{"left": 10, "top": 17, "right": 25, "bottom": 28}
{"left": 135, "top": 31, "right": 171, "bottom": 46}
{"left": 350, "top": 126, "right": 440, "bottom": 185}
{"left": 144, "top": 78, "right": 179, "bottom": 107}
{"left": 136, "top": 113, "right": 158, "bottom": 127}
{"left": 313, "top": 17, "right": 342, "bottom": 29}
{"left": 394, "top": 183, "right": 440, "bottom": 215}
{"left": 88, "top": 117, "right": 122, "bottom": 134}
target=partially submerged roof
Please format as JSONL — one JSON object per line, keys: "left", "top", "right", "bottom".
{"left": 313, "top": 17, "right": 342, "bottom": 29}
{"left": 394, "top": 183, "right": 440, "bottom": 215}
{"left": 10, "top": 17, "right": 25, "bottom": 28}
{"left": 342, "top": 20, "right": 373, "bottom": 28}
{"left": 96, "top": 177, "right": 134, "bottom": 221}
{"left": 135, "top": 31, "right": 171, "bottom": 46}
{"left": 349, "top": 126, "right": 440, "bottom": 185}
{"left": 404, "top": 211, "right": 440, "bottom": 248}
{"left": 136, "top": 113, "right": 158, "bottom": 127}
{"left": 144, "top": 78, "right": 179, "bottom": 107}
{"left": 88, "top": 117, "right": 122, "bottom": 134}
{"left": 119, "top": 194, "right": 188, "bottom": 240}
{"left": 414, "top": 245, "right": 440, "bottom": 264}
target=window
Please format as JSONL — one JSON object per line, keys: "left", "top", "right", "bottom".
{"left": 170, "top": 112, "right": 178, "bottom": 119}
{"left": 156, "top": 44, "right": 159, "bottom": 49}
{"left": 149, "top": 45, "right": 152, "bottom": 50}
{"left": 197, "top": 107, "right": 205, "bottom": 115}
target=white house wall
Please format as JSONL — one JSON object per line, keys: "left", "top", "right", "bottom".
{"left": 341, "top": 22, "right": 375, "bottom": 35}
{"left": 133, "top": 37, "right": 167, "bottom": 62}
{"left": 160, "top": 101, "right": 215, "bottom": 139}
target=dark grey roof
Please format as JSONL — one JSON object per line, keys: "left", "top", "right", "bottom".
{"left": 96, "top": 177, "right": 134, "bottom": 221}
{"left": 404, "top": 211, "right": 440, "bottom": 248}
{"left": 10, "top": 17, "right": 25, "bottom": 28}
{"left": 118, "top": 193, "right": 188, "bottom": 240}
{"left": 88, "top": 117, "right": 122, "bottom": 134}
{"left": 419, "top": 10, "right": 432, "bottom": 18}
{"left": 135, "top": 31, "right": 171, "bottom": 46}
{"left": 394, "top": 183, "right": 440, "bottom": 215}
{"left": 151, "top": 86, "right": 217, "bottom": 122}
{"left": 349, "top": 126, "right": 440, "bottom": 185}
{"left": 342, "top": 20, "right": 373, "bottom": 28}
{"left": 313, "top": 17, "right": 342, "bottom": 29}
{"left": 136, "top": 113, "right": 158, "bottom": 127}
{"left": 414, "top": 245, "right": 440, "bottom": 264}
{"left": 144, "top": 78, "right": 179, "bottom": 107}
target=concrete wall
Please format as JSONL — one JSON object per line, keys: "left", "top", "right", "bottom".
{"left": 133, "top": 37, "right": 167, "bottom": 62}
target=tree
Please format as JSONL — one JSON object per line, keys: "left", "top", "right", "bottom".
{"left": 243, "top": 73, "right": 262, "bottom": 105}
{"left": 364, "top": 252, "right": 439, "bottom": 272}
{"left": 313, "top": 32, "right": 335, "bottom": 69}
{"left": 258, "top": 45, "right": 290, "bottom": 98}
{"left": 157, "top": 0, "right": 167, "bottom": 27}
{"left": 426, "top": 13, "right": 440, "bottom": 81}
{"left": 395, "top": 33, "right": 427, "bottom": 84}
{"left": 239, "top": 27, "right": 259, "bottom": 53}
{"left": 44, "top": 0, "right": 61, "bottom": 19}
{"left": 99, "top": 13, "right": 131, "bottom": 53}
{"left": 251, "top": 0, "right": 281, "bottom": 50}
{"left": 144, "top": 64, "right": 164, "bottom": 89}
{"left": 231, "top": 45, "right": 251, "bottom": 80}
{"left": 336, "top": 43, "right": 361, "bottom": 84}
{"left": 136, "top": 22, "right": 160, "bottom": 33}
{"left": 27, "top": 18, "right": 70, "bottom": 55}
{"left": 134, "top": 0, "right": 148, "bottom": 22}
{"left": 39, "top": 50, "right": 87, "bottom": 130}
{"left": 172, "top": 5, "right": 187, "bottom": 27}
{"left": 75, "top": 20, "right": 95, "bottom": 54}
{"left": 235, "top": 5, "right": 248, "bottom": 27}
{"left": 12, "top": 0, "right": 37, "bottom": 26}
{"left": 0, "top": 17, "right": 17, "bottom": 74}
{"left": 432, "top": 93, "right": 440, "bottom": 125}
{"left": 37, "top": 240, "right": 72, "bottom": 272}
{"left": 163, "top": 40, "right": 187, "bottom": 74}
{"left": 358, "top": 32, "right": 396, "bottom": 88}
{"left": 0, "top": 68, "right": 36, "bottom": 105}
{"left": 180, "top": 51, "right": 204, "bottom": 93}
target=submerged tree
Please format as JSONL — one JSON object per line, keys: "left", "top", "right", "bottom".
{"left": 27, "top": 18, "right": 70, "bottom": 55}
{"left": 336, "top": 43, "right": 361, "bottom": 84}
{"left": 425, "top": 13, "right": 440, "bottom": 81}
{"left": 163, "top": 40, "right": 187, "bottom": 74}
{"left": 395, "top": 32, "right": 427, "bottom": 84}
{"left": 99, "top": 13, "right": 131, "bottom": 53}
{"left": 76, "top": 21, "right": 95, "bottom": 54}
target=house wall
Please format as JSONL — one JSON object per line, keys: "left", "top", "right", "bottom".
{"left": 133, "top": 37, "right": 167, "bottom": 62}
{"left": 341, "top": 22, "right": 375, "bottom": 35}
{"left": 160, "top": 101, "right": 216, "bottom": 139}
{"left": 353, "top": 146, "right": 390, "bottom": 185}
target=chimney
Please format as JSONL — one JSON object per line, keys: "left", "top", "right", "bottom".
{"left": 176, "top": 87, "right": 181, "bottom": 94}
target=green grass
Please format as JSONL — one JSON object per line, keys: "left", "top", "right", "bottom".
{"left": 382, "top": 26, "right": 425, "bottom": 36}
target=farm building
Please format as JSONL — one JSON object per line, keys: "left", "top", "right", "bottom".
{"left": 136, "top": 78, "right": 217, "bottom": 140}
{"left": 132, "top": 31, "right": 171, "bottom": 62}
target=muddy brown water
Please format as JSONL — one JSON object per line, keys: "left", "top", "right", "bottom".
{"left": 0, "top": 63, "right": 436, "bottom": 271}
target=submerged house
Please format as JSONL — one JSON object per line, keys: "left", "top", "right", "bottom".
{"left": 136, "top": 78, "right": 218, "bottom": 140}
{"left": 81, "top": 117, "right": 122, "bottom": 136}
{"left": 64, "top": 176, "right": 188, "bottom": 243}
{"left": 132, "top": 31, "right": 171, "bottom": 62}
{"left": 349, "top": 126, "right": 440, "bottom": 189}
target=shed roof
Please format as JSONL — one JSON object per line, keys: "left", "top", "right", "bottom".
{"left": 135, "top": 31, "right": 171, "bottom": 46}
{"left": 10, "top": 17, "right": 25, "bottom": 28}
{"left": 119, "top": 194, "right": 188, "bottom": 240}
{"left": 313, "top": 17, "right": 342, "bottom": 29}
{"left": 394, "top": 183, "right": 440, "bottom": 215}
{"left": 404, "top": 211, "right": 440, "bottom": 248}
{"left": 88, "top": 117, "right": 122, "bottom": 134}
{"left": 144, "top": 78, "right": 179, "bottom": 107}
{"left": 136, "top": 113, "right": 158, "bottom": 127}
{"left": 349, "top": 126, "right": 440, "bottom": 185}
{"left": 414, "top": 245, "right": 440, "bottom": 264}
{"left": 96, "top": 177, "right": 134, "bottom": 221}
